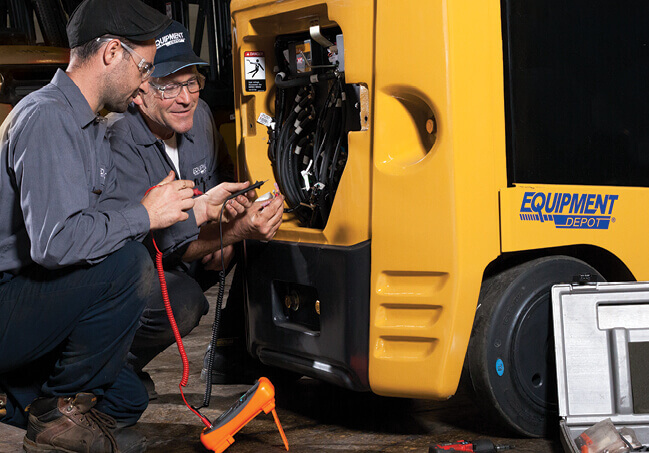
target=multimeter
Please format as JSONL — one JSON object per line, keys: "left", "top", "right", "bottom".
{"left": 200, "top": 377, "right": 289, "bottom": 453}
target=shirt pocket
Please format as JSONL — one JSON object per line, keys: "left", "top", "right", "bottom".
{"left": 190, "top": 157, "right": 210, "bottom": 192}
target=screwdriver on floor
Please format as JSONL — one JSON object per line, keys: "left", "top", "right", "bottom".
{"left": 429, "top": 439, "right": 513, "bottom": 452}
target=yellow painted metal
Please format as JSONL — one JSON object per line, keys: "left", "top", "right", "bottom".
{"left": 0, "top": 46, "right": 69, "bottom": 65}
{"left": 230, "top": 0, "right": 507, "bottom": 400}
{"left": 369, "top": 0, "right": 506, "bottom": 398}
{"left": 501, "top": 185, "right": 649, "bottom": 281}
{"left": 0, "top": 103, "right": 11, "bottom": 126}
{"left": 231, "top": 0, "right": 374, "bottom": 246}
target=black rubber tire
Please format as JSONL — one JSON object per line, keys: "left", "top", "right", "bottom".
{"left": 467, "top": 256, "right": 602, "bottom": 437}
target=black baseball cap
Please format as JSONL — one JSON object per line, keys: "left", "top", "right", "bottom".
{"left": 151, "top": 20, "right": 208, "bottom": 78}
{"left": 66, "top": 0, "right": 171, "bottom": 48}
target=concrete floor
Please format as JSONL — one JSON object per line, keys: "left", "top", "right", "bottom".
{"left": 0, "top": 276, "right": 564, "bottom": 453}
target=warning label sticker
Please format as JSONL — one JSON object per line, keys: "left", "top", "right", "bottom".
{"left": 244, "top": 51, "right": 266, "bottom": 92}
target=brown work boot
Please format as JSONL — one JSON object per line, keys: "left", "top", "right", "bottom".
{"left": 23, "top": 393, "right": 146, "bottom": 453}
{"left": 0, "top": 392, "right": 6, "bottom": 419}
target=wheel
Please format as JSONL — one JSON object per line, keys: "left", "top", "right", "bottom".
{"left": 467, "top": 256, "right": 602, "bottom": 437}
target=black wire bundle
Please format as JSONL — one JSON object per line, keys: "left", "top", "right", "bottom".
{"left": 268, "top": 72, "right": 348, "bottom": 228}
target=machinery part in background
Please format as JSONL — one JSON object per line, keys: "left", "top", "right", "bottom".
{"left": 266, "top": 28, "right": 360, "bottom": 229}
{"left": 466, "top": 256, "right": 603, "bottom": 437}
{"left": 1, "top": 0, "right": 36, "bottom": 44}
{"left": 1, "top": 0, "right": 71, "bottom": 47}
{"left": 0, "top": 0, "right": 70, "bottom": 124}
{"left": 30, "top": 0, "right": 69, "bottom": 47}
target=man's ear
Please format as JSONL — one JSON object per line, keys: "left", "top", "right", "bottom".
{"left": 102, "top": 39, "right": 123, "bottom": 66}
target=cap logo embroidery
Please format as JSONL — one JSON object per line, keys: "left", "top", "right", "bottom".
{"left": 156, "top": 32, "right": 185, "bottom": 49}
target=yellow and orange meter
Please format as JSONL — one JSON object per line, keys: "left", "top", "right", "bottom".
{"left": 200, "top": 377, "right": 289, "bottom": 453}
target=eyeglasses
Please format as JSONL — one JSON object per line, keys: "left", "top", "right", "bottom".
{"left": 96, "top": 38, "right": 155, "bottom": 81}
{"left": 148, "top": 74, "right": 205, "bottom": 99}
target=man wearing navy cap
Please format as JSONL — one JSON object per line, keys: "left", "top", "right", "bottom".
{"left": 105, "top": 21, "right": 284, "bottom": 393}
{"left": 0, "top": 1, "right": 204, "bottom": 452}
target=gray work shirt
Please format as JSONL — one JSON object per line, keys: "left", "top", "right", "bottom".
{"left": 104, "top": 98, "right": 233, "bottom": 259}
{"left": 0, "top": 69, "right": 150, "bottom": 273}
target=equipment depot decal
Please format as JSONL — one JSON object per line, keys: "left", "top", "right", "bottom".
{"left": 519, "top": 192, "right": 618, "bottom": 229}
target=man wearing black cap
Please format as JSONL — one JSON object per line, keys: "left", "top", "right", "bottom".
{"left": 105, "top": 21, "right": 284, "bottom": 392}
{"left": 0, "top": 1, "right": 201, "bottom": 452}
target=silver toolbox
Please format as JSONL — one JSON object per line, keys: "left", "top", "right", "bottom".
{"left": 552, "top": 281, "right": 649, "bottom": 452}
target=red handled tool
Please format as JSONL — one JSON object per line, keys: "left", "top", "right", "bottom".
{"left": 429, "top": 439, "right": 512, "bottom": 452}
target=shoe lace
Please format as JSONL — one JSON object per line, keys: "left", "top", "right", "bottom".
{"left": 84, "top": 408, "right": 119, "bottom": 453}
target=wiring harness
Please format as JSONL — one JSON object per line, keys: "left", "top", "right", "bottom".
{"left": 267, "top": 62, "right": 350, "bottom": 228}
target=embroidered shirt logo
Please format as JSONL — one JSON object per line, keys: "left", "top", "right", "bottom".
{"left": 192, "top": 164, "right": 207, "bottom": 176}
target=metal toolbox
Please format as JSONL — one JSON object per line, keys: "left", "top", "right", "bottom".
{"left": 552, "top": 281, "right": 649, "bottom": 452}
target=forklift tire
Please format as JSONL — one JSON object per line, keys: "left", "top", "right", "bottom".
{"left": 467, "top": 256, "right": 602, "bottom": 437}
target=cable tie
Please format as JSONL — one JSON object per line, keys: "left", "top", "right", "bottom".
{"left": 341, "top": 92, "right": 347, "bottom": 101}
{"left": 294, "top": 145, "right": 302, "bottom": 155}
{"left": 301, "top": 169, "right": 311, "bottom": 191}
{"left": 294, "top": 105, "right": 302, "bottom": 113}
{"left": 310, "top": 74, "right": 319, "bottom": 84}
{"left": 295, "top": 126, "right": 303, "bottom": 135}
{"left": 336, "top": 99, "right": 342, "bottom": 107}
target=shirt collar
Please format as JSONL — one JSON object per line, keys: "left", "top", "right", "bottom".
{"left": 51, "top": 69, "right": 100, "bottom": 129}
{"left": 125, "top": 103, "right": 159, "bottom": 146}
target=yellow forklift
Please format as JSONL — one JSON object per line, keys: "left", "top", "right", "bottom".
{"left": 227, "top": 0, "right": 649, "bottom": 438}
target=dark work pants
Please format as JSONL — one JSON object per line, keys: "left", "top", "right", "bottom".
{"left": 127, "top": 268, "right": 210, "bottom": 372}
{"left": 128, "top": 255, "right": 245, "bottom": 373}
{"left": 0, "top": 242, "right": 153, "bottom": 428}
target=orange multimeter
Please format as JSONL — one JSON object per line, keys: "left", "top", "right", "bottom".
{"left": 200, "top": 377, "right": 289, "bottom": 453}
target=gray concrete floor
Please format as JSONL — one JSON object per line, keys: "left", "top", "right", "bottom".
{"left": 0, "top": 275, "right": 563, "bottom": 453}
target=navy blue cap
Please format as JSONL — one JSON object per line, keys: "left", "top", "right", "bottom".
{"left": 151, "top": 20, "right": 208, "bottom": 78}
{"left": 66, "top": 0, "right": 171, "bottom": 48}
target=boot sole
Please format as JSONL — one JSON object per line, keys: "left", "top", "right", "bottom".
{"left": 23, "top": 437, "right": 75, "bottom": 453}
{"left": 24, "top": 436, "right": 145, "bottom": 453}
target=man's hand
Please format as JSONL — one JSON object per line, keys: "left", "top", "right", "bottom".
{"left": 193, "top": 182, "right": 255, "bottom": 226}
{"left": 201, "top": 244, "right": 236, "bottom": 271}
{"left": 141, "top": 171, "right": 195, "bottom": 230}
{"left": 229, "top": 193, "right": 284, "bottom": 241}
{"left": 205, "top": 182, "right": 255, "bottom": 222}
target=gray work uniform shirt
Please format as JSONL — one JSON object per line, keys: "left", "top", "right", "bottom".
{"left": 0, "top": 70, "right": 150, "bottom": 274}
{"left": 104, "top": 98, "right": 233, "bottom": 259}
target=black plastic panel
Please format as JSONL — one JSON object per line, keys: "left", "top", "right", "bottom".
{"left": 629, "top": 341, "right": 649, "bottom": 413}
{"left": 243, "top": 239, "right": 371, "bottom": 391}
{"left": 502, "top": 1, "right": 649, "bottom": 187}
